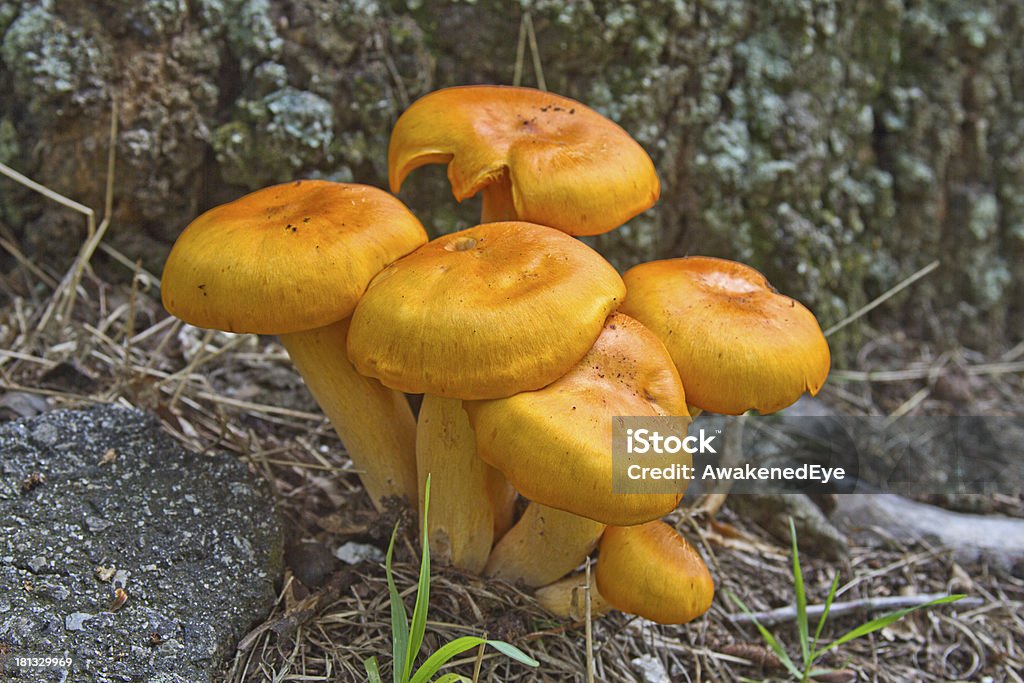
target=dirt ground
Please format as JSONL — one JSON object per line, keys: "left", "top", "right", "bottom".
{"left": 1, "top": 226, "right": 1022, "bottom": 681}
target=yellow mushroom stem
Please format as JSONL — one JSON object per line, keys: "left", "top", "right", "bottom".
{"left": 416, "top": 395, "right": 515, "bottom": 572}
{"left": 487, "top": 466, "right": 518, "bottom": 540}
{"left": 484, "top": 502, "right": 605, "bottom": 587}
{"left": 534, "top": 571, "right": 611, "bottom": 620}
{"left": 480, "top": 173, "right": 517, "bottom": 223}
{"left": 278, "top": 318, "right": 418, "bottom": 509}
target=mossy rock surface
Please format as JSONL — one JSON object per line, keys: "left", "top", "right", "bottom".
{"left": 1, "top": 0, "right": 1021, "bottom": 356}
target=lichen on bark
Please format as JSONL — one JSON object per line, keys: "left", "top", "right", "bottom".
{"left": 0, "top": 0, "right": 1020, "bottom": 354}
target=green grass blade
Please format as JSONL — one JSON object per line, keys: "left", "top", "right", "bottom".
{"left": 385, "top": 521, "right": 410, "bottom": 683}
{"left": 404, "top": 474, "right": 433, "bottom": 679}
{"left": 725, "top": 589, "right": 802, "bottom": 678}
{"left": 364, "top": 656, "right": 383, "bottom": 683}
{"left": 789, "top": 518, "right": 810, "bottom": 668}
{"left": 819, "top": 594, "right": 966, "bottom": 655}
{"left": 408, "top": 636, "right": 487, "bottom": 683}
{"left": 486, "top": 640, "right": 540, "bottom": 667}
{"left": 811, "top": 572, "right": 841, "bottom": 657}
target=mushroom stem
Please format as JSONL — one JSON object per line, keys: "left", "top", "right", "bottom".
{"left": 416, "top": 394, "right": 512, "bottom": 572}
{"left": 480, "top": 174, "right": 517, "bottom": 223}
{"left": 534, "top": 572, "right": 611, "bottom": 620}
{"left": 279, "top": 318, "right": 418, "bottom": 509}
{"left": 488, "top": 467, "right": 518, "bottom": 541}
{"left": 484, "top": 502, "right": 605, "bottom": 587}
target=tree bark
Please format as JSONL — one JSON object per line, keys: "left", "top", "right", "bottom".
{"left": 1, "top": 1, "right": 1021, "bottom": 352}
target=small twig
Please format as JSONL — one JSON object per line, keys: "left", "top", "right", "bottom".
{"left": 513, "top": 10, "right": 546, "bottom": 91}
{"left": 728, "top": 592, "right": 982, "bottom": 627}
{"left": 157, "top": 329, "right": 249, "bottom": 394}
{"left": 6, "top": 100, "right": 118, "bottom": 334}
{"left": 189, "top": 391, "right": 324, "bottom": 422}
{"left": 260, "top": 458, "right": 351, "bottom": 472}
{"left": 824, "top": 259, "right": 940, "bottom": 337}
{"left": 470, "top": 636, "right": 486, "bottom": 682}
{"left": 885, "top": 385, "right": 930, "bottom": 422}
{"left": 57, "top": 99, "right": 118, "bottom": 324}
{"left": 121, "top": 258, "right": 142, "bottom": 374}
{"left": 377, "top": 25, "right": 409, "bottom": 110}
{"left": 883, "top": 351, "right": 950, "bottom": 423}
{"left": 167, "top": 327, "right": 216, "bottom": 409}
{"left": 98, "top": 242, "right": 160, "bottom": 289}
{"left": 831, "top": 360, "right": 1024, "bottom": 383}
{"left": 966, "top": 360, "right": 1024, "bottom": 376}
{"left": 0, "top": 349, "right": 58, "bottom": 368}
{"left": 584, "top": 558, "right": 594, "bottom": 683}
{"left": 524, "top": 11, "right": 546, "bottom": 92}
{"left": 0, "top": 161, "right": 95, "bottom": 219}
{"left": 513, "top": 11, "right": 528, "bottom": 87}
{"left": 0, "top": 160, "right": 95, "bottom": 334}
{"left": 0, "top": 235, "right": 59, "bottom": 288}
{"left": 1002, "top": 340, "right": 1024, "bottom": 362}
{"left": 0, "top": 381, "right": 106, "bottom": 404}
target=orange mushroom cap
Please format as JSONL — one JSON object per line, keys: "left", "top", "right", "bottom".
{"left": 596, "top": 521, "right": 714, "bottom": 625}
{"left": 620, "top": 256, "right": 830, "bottom": 415}
{"left": 388, "top": 85, "right": 660, "bottom": 236}
{"left": 347, "top": 221, "right": 625, "bottom": 400}
{"left": 161, "top": 180, "right": 428, "bottom": 335}
{"left": 465, "top": 313, "right": 688, "bottom": 526}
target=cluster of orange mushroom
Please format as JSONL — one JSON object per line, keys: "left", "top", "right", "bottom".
{"left": 161, "top": 85, "right": 830, "bottom": 626}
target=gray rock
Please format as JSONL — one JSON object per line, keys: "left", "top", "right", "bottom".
{"left": 0, "top": 405, "right": 283, "bottom": 682}
{"left": 727, "top": 492, "right": 849, "bottom": 561}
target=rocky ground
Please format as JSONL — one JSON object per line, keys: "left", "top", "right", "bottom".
{"left": 0, "top": 406, "right": 282, "bottom": 682}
